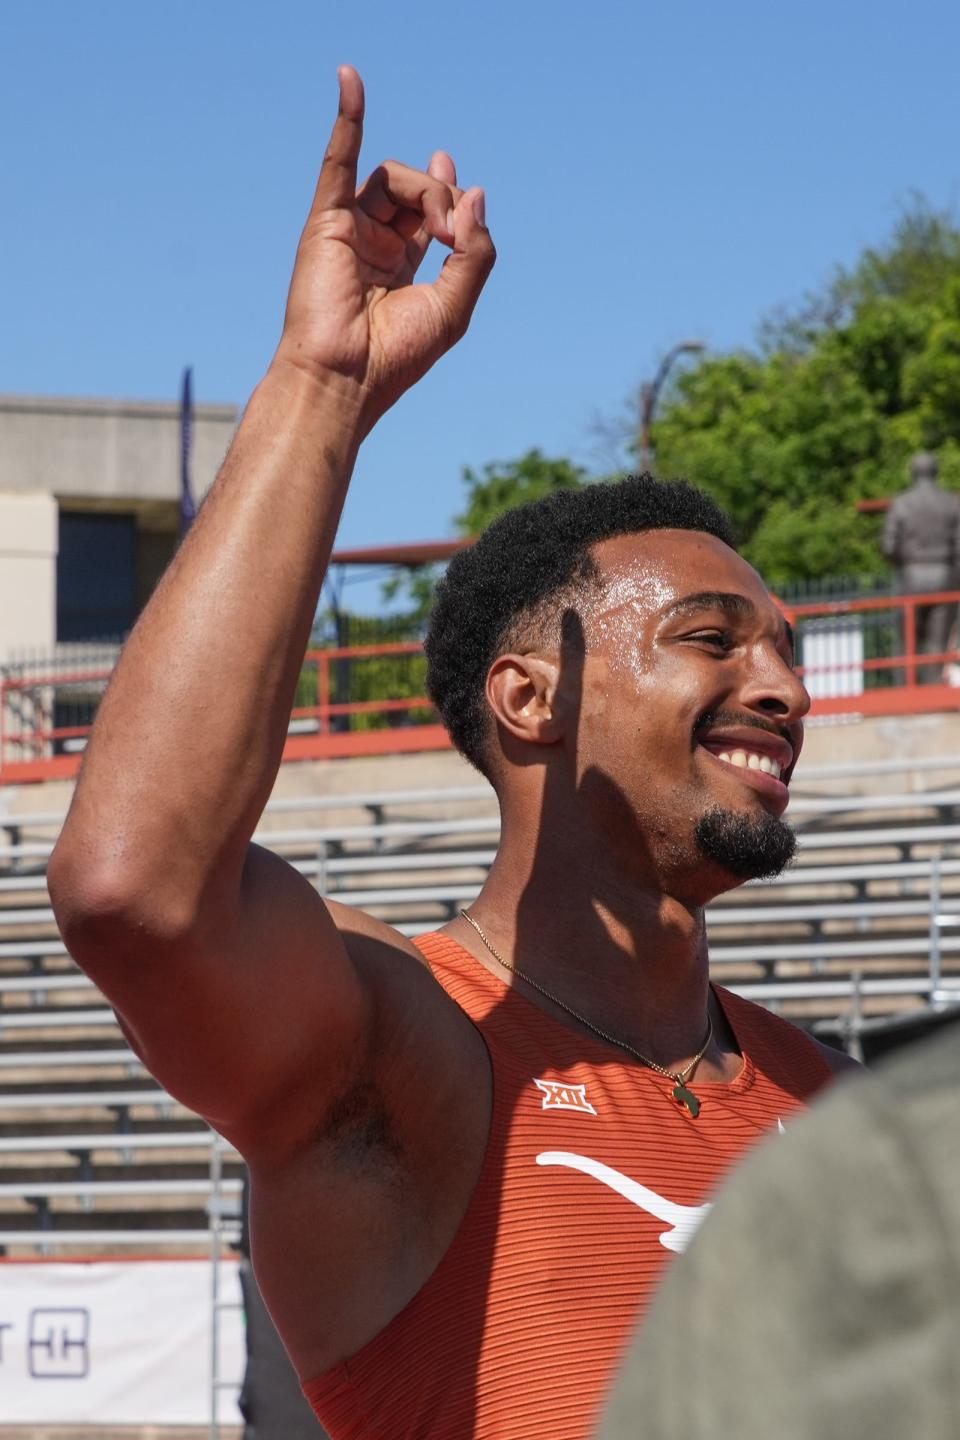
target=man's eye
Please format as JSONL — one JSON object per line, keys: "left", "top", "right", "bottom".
{"left": 690, "top": 630, "right": 733, "bottom": 650}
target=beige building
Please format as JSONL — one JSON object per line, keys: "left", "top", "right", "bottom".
{"left": 0, "top": 392, "right": 237, "bottom": 663}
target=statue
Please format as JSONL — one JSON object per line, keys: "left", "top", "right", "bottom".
{"left": 881, "top": 452, "right": 960, "bottom": 682}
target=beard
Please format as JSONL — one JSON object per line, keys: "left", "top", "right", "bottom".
{"left": 695, "top": 806, "right": 797, "bottom": 880}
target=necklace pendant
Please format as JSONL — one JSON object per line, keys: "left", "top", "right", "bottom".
{"left": 672, "top": 1083, "right": 701, "bottom": 1118}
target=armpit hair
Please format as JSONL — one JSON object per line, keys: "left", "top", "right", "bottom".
{"left": 321, "top": 1075, "right": 405, "bottom": 1172}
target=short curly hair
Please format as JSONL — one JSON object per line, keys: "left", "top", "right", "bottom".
{"left": 424, "top": 474, "right": 736, "bottom": 777}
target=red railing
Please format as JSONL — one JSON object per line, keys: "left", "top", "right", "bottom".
{"left": 2, "top": 591, "right": 958, "bottom": 784}
{"left": 780, "top": 588, "right": 960, "bottom": 716}
{"left": 0, "top": 642, "right": 451, "bottom": 783}
{"left": 284, "top": 640, "right": 450, "bottom": 764}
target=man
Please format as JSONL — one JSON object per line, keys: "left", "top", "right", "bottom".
{"left": 49, "top": 68, "right": 853, "bottom": 1440}
{"left": 596, "top": 1015, "right": 960, "bottom": 1440}
{"left": 882, "top": 450, "right": 960, "bottom": 682}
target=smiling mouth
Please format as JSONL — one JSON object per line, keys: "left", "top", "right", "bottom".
{"left": 710, "top": 748, "right": 782, "bottom": 780}
{"left": 697, "top": 743, "right": 791, "bottom": 812}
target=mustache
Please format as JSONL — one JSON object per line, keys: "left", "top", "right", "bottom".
{"left": 695, "top": 708, "right": 794, "bottom": 746}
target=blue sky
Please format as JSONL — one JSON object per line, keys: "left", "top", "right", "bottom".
{"left": 4, "top": 0, "right": 959, "bottom": 587}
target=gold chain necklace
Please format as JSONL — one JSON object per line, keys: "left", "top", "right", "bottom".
{"left": 458, "top": 910, "right": 713, "bottom": 1118}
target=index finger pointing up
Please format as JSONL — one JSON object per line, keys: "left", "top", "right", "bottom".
{"left": 312, "top": 65, "right": 365, "bottom": 211}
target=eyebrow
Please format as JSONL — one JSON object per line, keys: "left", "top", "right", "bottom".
{"left": 661, "top": 591, "right": 795, "bottom": 655}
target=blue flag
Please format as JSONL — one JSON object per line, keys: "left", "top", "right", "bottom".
{"left": 179, "top": 366, "right": 196, "bottom": 536}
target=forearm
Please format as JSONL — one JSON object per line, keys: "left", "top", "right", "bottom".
{"left": 50, "top": 63, "right": 492, "bottom": 937}
{"left": 53, "top": 360, "right": 363, "bottom": 916}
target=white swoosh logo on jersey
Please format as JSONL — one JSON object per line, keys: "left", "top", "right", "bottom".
{"left": 536, "top": 1150, "right": 711, "bottom": 1253}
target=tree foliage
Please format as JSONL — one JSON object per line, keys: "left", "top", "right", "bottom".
{"left": 652, "top": 201, "right": 960, "bottom": 583}
{"left": 362, "top": 198, "right": 960, "bottom": 670}
{"left": 380, "top": 449, "right": 595, "bottom": 619}
{"left": 455, "top": 449, "right": 592, "bottom": 535}
{"left": 298, "top": 610, "right": 431, "bottom": 730}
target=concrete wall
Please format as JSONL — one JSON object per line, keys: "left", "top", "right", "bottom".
{"left": 0, "top": 392, "right": 239, "bottom": 653}
{"left": 0, "top": 393, "right": 238, "bottom": 505}
{"left": 0, "top": 491, "right": 58, "bottom": 662}
{"left": 796, "top": 711, "right": 960, "bottom": 791}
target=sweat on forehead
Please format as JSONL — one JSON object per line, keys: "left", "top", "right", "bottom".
{"left": 424, "top": 476, "right": 737, "bottom": 776}
{"left": 587, "top": 529, "right": 757, "bottom": 625}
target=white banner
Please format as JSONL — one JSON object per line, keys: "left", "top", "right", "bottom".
{"left": 802, "top": 618, "right": 865, "bottom": 698}
{"left": 0, "top": 1259, "right": 244, "bottom": 1425}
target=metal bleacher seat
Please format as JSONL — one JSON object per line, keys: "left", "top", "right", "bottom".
{"left": 0, "top": 1104, "right": 240, "bottom": 1250}
{"left": 0, "top": 1047, "right": 139, "bottom": 1069}
{"left": 1, "top": 774, "right": 958, "bottom": 981}
{"left": 0, "top": 1125, "right": 241, "bottom": 1249}
{"left": 2, "top": 757, "right": 960, "bottom": 1252}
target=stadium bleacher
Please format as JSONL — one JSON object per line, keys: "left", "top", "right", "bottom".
{"left": 2, "top": 755, "right": 959, "bottom": 1257}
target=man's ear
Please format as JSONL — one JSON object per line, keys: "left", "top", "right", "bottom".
{"left": 485, "top": 653, "right": 564, "bottom": 748}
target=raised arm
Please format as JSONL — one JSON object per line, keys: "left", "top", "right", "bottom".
{"left": 48, "top": 68, "right": 494, "bottom": 1149}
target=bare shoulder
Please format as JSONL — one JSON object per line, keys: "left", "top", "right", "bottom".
{"left": 327, "top": 901, "right": 464, "bottom": 1030}
{"left": 326, "top": 901, "right": 491, "bottom": 1134}
{"left": 326, "top": 898, "right": 427, "bottom": 972}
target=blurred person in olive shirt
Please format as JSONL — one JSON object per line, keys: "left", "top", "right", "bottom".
{"left": 596, "top": 1017, "right": 960, "bottom": 1440}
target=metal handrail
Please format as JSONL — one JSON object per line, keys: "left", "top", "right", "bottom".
{"left": 3, "top": 754, "right": 960, "bottom": 836}
{"left": 209, "top": 1129, "right": 242, "bottom": 1439}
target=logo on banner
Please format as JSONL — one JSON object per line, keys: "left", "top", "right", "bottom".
{"left": 28, "top": 1309, "right": 90, "bottom": 1379}
{"left": 1, "top": 1258, "right": 244, "bottom": 1424}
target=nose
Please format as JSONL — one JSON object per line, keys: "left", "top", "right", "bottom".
{"left": 739, "top": 642, "right": 811, "bottom": 726}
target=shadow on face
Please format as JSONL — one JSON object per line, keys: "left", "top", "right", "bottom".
{"left": 495, "top": 529, "right": 809, "bottom": 905}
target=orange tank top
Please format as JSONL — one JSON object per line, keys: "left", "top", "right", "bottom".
{"left": 304, "top": 932, "right": 834, "bottom": 1439}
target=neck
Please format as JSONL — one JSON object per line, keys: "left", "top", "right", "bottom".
{"left": 463, "top": 821, "right": 715, "bottom": 1071}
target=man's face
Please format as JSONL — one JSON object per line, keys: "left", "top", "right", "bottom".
{"left": 567, "top": 530, "right": 809, "bottom": 899}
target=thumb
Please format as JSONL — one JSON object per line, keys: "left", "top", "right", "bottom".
{"left": 427, "top": 149, "right": 458, "bottom": 187}
{"left": 431, "top": 188, "right": 496, "bottom": 341}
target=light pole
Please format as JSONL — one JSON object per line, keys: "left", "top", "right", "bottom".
{"left": 638, "top": 340, "right": 705, "bottom": 473}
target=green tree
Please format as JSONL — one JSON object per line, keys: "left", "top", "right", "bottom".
{"left": 380, "top": 449, "right": 597, "bottom": 619}
{"left": 456, "top": 449, "right": 591, "bottom": 534}
{"left": 328, "top": 611, "right": 431, "bottom": 731}
{"left": 297, "top": 608, "right": 432, "bottom": 731}
{"left": 653, "top": 202, "right": 960, "bottom": 584}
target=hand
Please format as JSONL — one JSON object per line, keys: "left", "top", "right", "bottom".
{"left": 274, "top": 66, "right": 495, "bottom": 434}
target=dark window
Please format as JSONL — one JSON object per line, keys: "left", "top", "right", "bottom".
{"left": 57, "top": 512, "right": 137, "bottom": 642}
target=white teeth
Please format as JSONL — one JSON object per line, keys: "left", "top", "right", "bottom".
{"left": 712, "top": 749, "right": 784, "bottom": 780}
